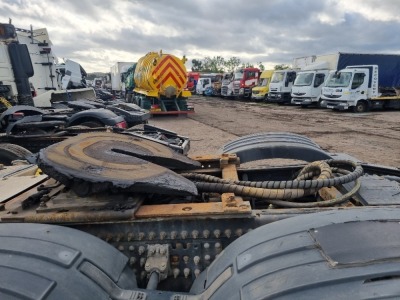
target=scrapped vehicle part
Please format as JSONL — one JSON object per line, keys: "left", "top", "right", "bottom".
{"left": 0, "top": 223, "right": 138, "bottom": 300}
{"left": 0, "top": 143, "right": 32, "bottom": 165}
{"left": 0, "top": 132, "right": 399, "bottom": 294}
{"left": 64, "top": 99, "right": 150, "bottom": 126}
{"left": 0, "top": 124, "right": 191, "bottom": 154}
{"left": 125, "top": 124, "right": 191, "bottom": 155}
{"left": 38, "top": 132, "right": 200, "bottom": 196}
{"left": 67, "top": 108, "right": 127, "bottom": 128}
{"left": 191, "top": 208, "right": 400, "bottom": 300}
{"left": 221, "top": 132, "right": 332, "bottom": 162}
{"left": 1, "top": 209, "right": 399, "bottom": 299}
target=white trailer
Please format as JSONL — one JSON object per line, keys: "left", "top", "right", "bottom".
{"left": 110, "top": 62, "right": 134, "bottom": 94}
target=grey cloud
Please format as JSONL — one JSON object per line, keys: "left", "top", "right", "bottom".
{"left": 1, "top": 0, "right": 400, "bottom": 72}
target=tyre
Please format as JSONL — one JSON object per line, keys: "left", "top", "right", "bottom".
{"left": 0, "top": 223, "right": 138, "bottom": 299}
{"left": 0, "top": 143, "right": 32, "bottom": 165}
{"left": 352, "top": 101, "right": 368, "bottom": 113}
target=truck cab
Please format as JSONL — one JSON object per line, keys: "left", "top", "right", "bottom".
{"left": 321, "top": 65, "right": 377, "bottom": 112}
{"left": 196, "top": 77, "right": 212, "bottom": 95}
{"left": 291, "top": 69, "right": 330, "bottom": 107}
{"left": 186, "top": 72, "right": 200, "bottom": 92}
{"left": 221, "top": 68, "right": 260, "bottom": 98}
{"left": 267, "top": 70, "right": 296, "bottom": 104}
{"left": 251, "top": 70, "right": 274, "bottom": 101}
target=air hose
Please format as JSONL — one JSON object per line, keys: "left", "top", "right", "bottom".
{"left": 181, "top": 160, "right": 363, "bottom": 208}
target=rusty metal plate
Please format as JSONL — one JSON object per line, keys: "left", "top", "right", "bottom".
{"left": 38, "top": 132, "right": 198, "bottom": 196}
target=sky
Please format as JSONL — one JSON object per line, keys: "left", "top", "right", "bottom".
{"left": 2, "top": 0, "right": 400, "bottom": 73}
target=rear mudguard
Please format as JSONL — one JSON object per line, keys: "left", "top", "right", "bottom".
{"left": 67, "top": 108, "right": 125, "bottom": 127}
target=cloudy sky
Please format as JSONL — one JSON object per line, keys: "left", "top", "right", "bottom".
{"left": 2, "top": 0, "right": 400, "bottom": 73}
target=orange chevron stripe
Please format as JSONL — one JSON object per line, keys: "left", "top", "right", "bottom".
{"left": 157, "top": 62, "right": 185, "bottom": 85}
{"left": 156, "top": 72, "right": 181, "bottom": 88}
{"left": 153, "top": 55, "right": 187, "bottom": 79}
{"left": 153, "top": 55, "right": 171, "bottom": 73}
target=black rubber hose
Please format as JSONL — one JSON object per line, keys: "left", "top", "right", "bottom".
{"left": 182, "top": 160, "right": 363, "bottom": 207}
{"left": 182, "top": 160, "right": 363, "bottom": 189}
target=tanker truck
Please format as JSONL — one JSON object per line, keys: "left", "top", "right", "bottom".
{"left": 320, "top": 53, "right": 400, "bottom": 112}
{"left": 131, "top": 51, "right": 194, "bottom": 115}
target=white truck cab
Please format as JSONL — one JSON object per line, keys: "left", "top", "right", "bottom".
{"left": 321, "top": 65, "right": 377, "bottom": 112}
{"left": 267, "top": 70, "right": 296, "bottom": 104}
{"left": 291, "top": 65, "right": 330, "bottom": 107}
{"left": 196, "top": 77, "right": 212, "bottom": 95}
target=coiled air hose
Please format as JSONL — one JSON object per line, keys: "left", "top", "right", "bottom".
{"left": 181, "top": 160, "right": 363, "bottom": 208}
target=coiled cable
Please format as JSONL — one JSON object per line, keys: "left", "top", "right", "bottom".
{"left": 181, "top": 160, "right": 363, "bottom": 208}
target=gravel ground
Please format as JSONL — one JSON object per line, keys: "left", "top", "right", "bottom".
{"left": 148, "top": 95, "right": 400, "bottom": 168}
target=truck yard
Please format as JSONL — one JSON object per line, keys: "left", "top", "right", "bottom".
{"left": 151, "top": 95, "right": 400, "bottom": 167}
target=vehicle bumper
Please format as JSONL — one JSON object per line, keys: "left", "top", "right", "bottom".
{"left": 267, "top": 93, "right": 286, "bottom": 103}
{"left": 292, "top": 98, "right": 313, "bottom": 105}
{"left": 251, "top": 94, "right": 265, "bottom": 100}
{"left": 324, "top": 100, "right": 350, "bottom": 110}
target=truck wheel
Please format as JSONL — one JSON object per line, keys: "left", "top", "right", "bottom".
{"left": 0, "top": 143, "right": 32, "bottom": 165}
{"left": 352, "top": 101, "right": 368, "bottom": 113}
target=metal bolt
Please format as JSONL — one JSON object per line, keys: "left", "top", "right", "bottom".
{"left": 138, "top": 246, "right": 145, "bottom": 255}
{"left": 118, "top": 245, "right": 124, "bottom": 251}
{"left": 116, "top": 234, "right": 123, "bottom": 242}
{"left": 194, "top": 256, "right": 200, "bottom": 265}
{"left": 141, "top": 258, "right": 147, "bottom": 267}
{"left": 203, "top": 243, "right": 210, "bottom": 249}
{"left": 235, "top": 228, "right": 243, "bottom": 237}
{"left": 215, "top": 242, "right": 222, "bottom": 253}
{"left": 183, "top": 256, "right": 189, "bottom": 264}
{"left": 213, "top": 229, "right": 221, "bottom": 238}
{"left": 203, "top": 230, "right": 210, "bottom": 238}
{"left": 173, "top": 268, "right": 180, "bottom": 279}
{"left": 192, "top": 230, "right": 199, "bottom": 239}
{"left": 181, "top": 230, "right": 188, "bottom": 239}
{"left": 194, "top": 269, "right": 201, "bottom": 278}
{"left": 129, "top": 257, "right": 136, "bottom": 266}
{"left": 148, "top": 231, "right": 156, "bottom": 240}
{"left": 204, "top": 254, "right": 211, "bottom": 261}
{"left": 183, "top": 268, "right": 190, "bottom": 278}
{"left": 160, "top": 231, "right": 167, "bottom": 240}
{"left": 128, "top": 245, "right": 135, "bottom": 252}
{"left": 138, "top": 232, "right": 145, "bottom": 240}
{"left": 224, "top": 229, "right": 232, "bottom": 238}
{"left": 171, "top": 231, "right": 177, "bottom": 239}
{"left": 127, "top": 232, "right": 134, "bottom": 242}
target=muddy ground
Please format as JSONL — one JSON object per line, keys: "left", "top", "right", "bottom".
{"left": 149, "top": 95, "right": 400, "bottom": 168}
